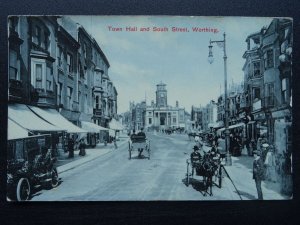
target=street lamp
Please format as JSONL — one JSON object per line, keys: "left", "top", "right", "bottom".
{"left": 208, "top": 32, "right": 232, "bottom": 166}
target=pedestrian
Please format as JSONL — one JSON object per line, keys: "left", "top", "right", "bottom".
{"left": 217, "top": 135, "right": 226, "bottom": 159}
{"left": 261, "top": 143, "right": 269, "bottom": 162}
{"left": 67, "top": 135, "right": 74, "bottom": 158}
{"left": 113, "top": 136, "right": 118, "bottom": 149}
{"left": 253, "top": 150, "right": 264, "bottom": 200}
{"left": 190, "top": 145, "right": 202, "bottom": 176}
{"left": 264, "top": 145, "right": 276, "bottom": 182}
{"left": 78, "top": 139, "right": 86, "bottom": 156}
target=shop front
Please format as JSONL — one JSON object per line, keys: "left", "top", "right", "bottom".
{"left": 81, "top": 121, "right": 109, "bottom": 147}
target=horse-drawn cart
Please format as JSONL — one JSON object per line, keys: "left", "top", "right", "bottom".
{"left": 186, "top": 152, "right": 223, "bottom": 196}
{"left": 128, "top": 136, "right": 150, "bottom": 160}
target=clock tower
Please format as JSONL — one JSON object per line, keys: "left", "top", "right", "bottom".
{"left": 156, "top": 82, "right": 167, "bottom": 107}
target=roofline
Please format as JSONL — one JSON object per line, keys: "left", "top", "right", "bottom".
{"left": 58, "top": 25, "right": 80, "bottom": 49}
{"left": 92, "top": 38, "right": 110, "bottom": 68}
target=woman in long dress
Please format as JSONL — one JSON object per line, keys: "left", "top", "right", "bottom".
{"left": 264, "top": 145, "right": 276, "bottom": 182}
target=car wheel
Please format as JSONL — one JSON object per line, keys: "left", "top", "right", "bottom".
{"left": 16, "top": 178, "right": 30, "bottom": 201}
{"left": 51, "top": 169, "right": 59, "bottom": 188}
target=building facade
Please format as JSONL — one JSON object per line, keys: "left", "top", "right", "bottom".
{"left": 9, "top": 16, "right": 59, "bottom": 108}
{"left": 8, "top": 16, "right": 118, "bottom": 143}
{"left": 145, "top": 82, "right": 186, "bottom": 131}
{"left": 242, "top": 18, "right": 292, "bottom": 155}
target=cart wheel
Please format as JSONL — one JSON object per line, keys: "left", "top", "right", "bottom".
{"left": 16, "top": 178, "right": 30, "bottom": 201}
{"left": 50, "top": 169, "right": 59, "bottom": 188}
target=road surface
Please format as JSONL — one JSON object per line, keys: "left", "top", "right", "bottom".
{"left": 31, "top": 132, "right": 241, "bottom": 201}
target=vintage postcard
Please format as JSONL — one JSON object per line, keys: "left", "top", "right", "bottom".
{"left": 7, "top": 15, "right": 293, "bottom": 201}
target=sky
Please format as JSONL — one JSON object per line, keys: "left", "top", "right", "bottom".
{"left": 69, "top": 16, "right": 273, "bottom": 114}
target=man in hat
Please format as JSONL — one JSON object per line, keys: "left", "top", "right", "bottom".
{"left": 261, "top": 143, "right": 269, "bottom": 162}
{"left": 191, "top": 145, "right": 202, "bottom": 176}
{"left": 253, "top": 150, "right": 264, "bottom": 200}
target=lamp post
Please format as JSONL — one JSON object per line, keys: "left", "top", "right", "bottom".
{"left": 208, "top": 32, "right": 232, "bottom": 166}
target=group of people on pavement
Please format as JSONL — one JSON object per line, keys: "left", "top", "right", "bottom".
{"left": 66, "top": 135, "right": 86, "bottom": 158}
{"left": 252, "top": 138, "right": 293, "bottom": 200}
{"left": 192, "top": 129, "right": 292, "bottom": 200}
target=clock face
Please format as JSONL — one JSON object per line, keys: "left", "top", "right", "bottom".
{"left": 160, "top": 93, "right": 164, "bottom": 97}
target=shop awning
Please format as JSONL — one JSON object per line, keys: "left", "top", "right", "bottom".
{"left": 8, "top": 104, "right": 64, "bottom": 132}
{"left": 28, "top": 106, "right": 87, "bottom": 133}
{"left": 217, "top": 123, "right": 245, "bottom": 132}
{"left": 8, "top": 118, "right": 29, "bottom": 140}
{"left": 208, "top": 121, "right": 224, "bottom": 128}
{"left": 81, "top": 121, "right": 109, "bottom": 133}
{"left": 109, "top": 118, "right": 124, "bottom": 130}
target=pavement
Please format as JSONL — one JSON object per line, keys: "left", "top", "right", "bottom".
{"left": 55, "top": 134, "right": 129, "bottom": 174}
{"left": 223, "top": 147, "right": 289, "bottom": 200}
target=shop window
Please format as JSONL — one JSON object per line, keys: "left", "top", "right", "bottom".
{"left": 9, "top": 50, "right": 19, "bottom": 80}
